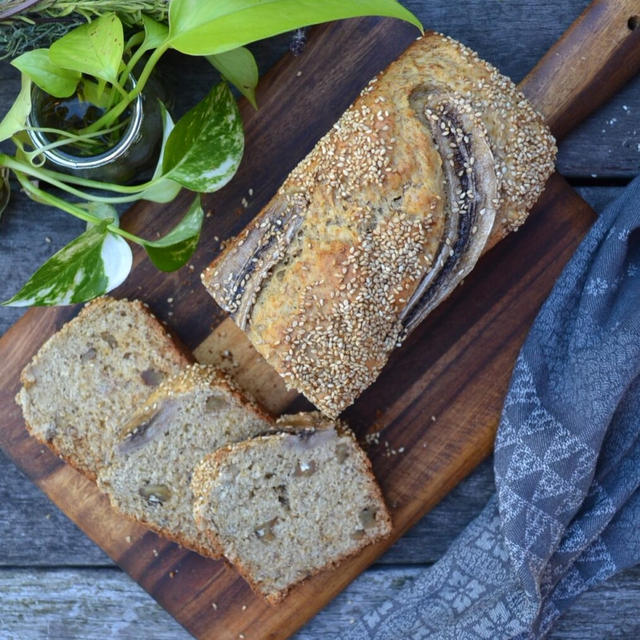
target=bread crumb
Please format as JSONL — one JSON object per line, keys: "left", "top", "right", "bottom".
{"left": 125, "top": 535, "right": 132, "bottom": 544}
{"left": 296, "top": 70, "right": 302, "bottom": 77}
{"left": 241, "top": 605, "right": 247, "bottom": 611}
{"left": 431, "top": 415, "right": 437, "bottom": 422}
{"left": 169, "top": 570, "right": 176, "bottom": 578}
{"left": 211, "top": 602, "right": 218, "bottom": 610}
{"left": 364, "top": 431, "right": 381, "bottom": 446}
{"left": 152, "top": 549, "right": 159, "bottom": 557}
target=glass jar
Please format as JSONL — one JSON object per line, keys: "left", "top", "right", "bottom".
{"left": 26, "top": 74, "right": 163, "bottom": 184}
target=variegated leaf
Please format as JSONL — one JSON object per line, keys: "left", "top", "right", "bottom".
{"left": 2, "top": 223, "right": 132, "bottom": 306}
{"left": 143, "top": 194, "right": 203, "bottom": 271}
{"left": 162, "top": 82, "right": 244, "bottom": 193}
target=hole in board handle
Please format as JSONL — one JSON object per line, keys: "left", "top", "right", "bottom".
{"left": 629, "top": 16, "right": 640, "bottom": 31}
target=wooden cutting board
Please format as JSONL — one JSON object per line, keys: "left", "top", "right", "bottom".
{"left": 1, "top": 1, "right": 640, "bottom": 638}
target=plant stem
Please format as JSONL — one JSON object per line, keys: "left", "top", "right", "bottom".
{"left": 121, "top": 31, "right": 146, "bottom": 83}
{"left": 14, "top": 169, "right": 143, "bottom": 244}
{"left": 82, "top": 42, "right": 168, "bottom": 134}
{"left": 0, "top": 152, "right": 163, "bottom": 203}
{"left": 124, "top": 31, "right": 145, "bottom": 55}
{"left": 24, "top": 122, "right": 127, "bottom": 157}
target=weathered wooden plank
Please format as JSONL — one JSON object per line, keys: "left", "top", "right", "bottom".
{"left": 558, "top": 86, "right": 640, "bottom": 179}
{"left": 0, "top": 451, "right": 111, "bottom": 567}
{"left": 0, "top": 565, "right": 638, "bottom": 640}
{"left": 519, "top": 0, "right": 640, "bottom": 140}
{"left": 575, "top": 186, "right": 624, "bottom": 212}
{"left": 0, "top": 568, "right": 192, "bottom": 640}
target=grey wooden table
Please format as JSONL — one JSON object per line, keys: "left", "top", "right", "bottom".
{"left": 1, "top": 2, "right": 640, "bottom": 638}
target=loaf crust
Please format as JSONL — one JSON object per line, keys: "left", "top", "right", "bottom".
{"left": 202, "top": 32, "right": 556, "bottom": 417}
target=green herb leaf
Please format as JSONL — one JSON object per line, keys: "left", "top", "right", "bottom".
{"left": 49, "top": 13, "right": 124, "bottom": 85}
{"left": 162, "top": 82, "right": 243, "bottom": 193}
{"left": 168, "top": 0, "right": 422, "bottom": 56}
{"left": 207, "top": 47, "right": 258, "bottom": 109}
{"left": 143, "top": 194, "right": 203, "bottom": 271}
{"left": 138, "top": 102, "right": 182, "bottom": 203}
{"left": 78, "top": 79, "right": 112, "bottom": 109}
{"left": 2, "top": 222, "right": 132, "bottom": 307}
{"left": 140, "top": 14, "right": 170, "bottom": 53}
{"left": 11, "top": 49, "right": 80, "bottom": 99}
{"left": 0, "top": 74, "right": 31, "bottom": 142}
{"left": 0, "top": 167, "right": 10, "bottom": 219}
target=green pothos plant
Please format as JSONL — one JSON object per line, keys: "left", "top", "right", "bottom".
{"left": 0, "top": 0, "right": 422, "bottom": 307}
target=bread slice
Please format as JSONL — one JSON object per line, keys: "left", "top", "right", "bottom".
{"left": 191, "top": 414, "right": 392, "bottom": 603}
{"left": 97, "top": 363, "right": 274, "bottom": 557}
{"left": 15, "top": 297, "right": 191, "bottom": 479}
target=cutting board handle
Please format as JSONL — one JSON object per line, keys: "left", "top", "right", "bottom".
{"left": 520, "top": 0, "right": 640, "bottom": 139}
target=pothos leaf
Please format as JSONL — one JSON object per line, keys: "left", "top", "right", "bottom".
{"left": 78, "top": 78, "right": 112, "bottom": 109}
{"left": 207, "top": 47, "right": 258, "bottom": 109}
{"left": 162, "top": 82, "right": 244, "bottom": 193}
{"left": 143, "top": 194, "right": 203, "bottom": 271}
{"left": 49, "top": 13, "right": 124, "bottom": 85}
{"left": 0, "top": 168, "right": 10, "bottom": 219}
{"left": 138, "top": 101, "right": 182, "bottom": 203}
{"left": 11, "top": 49, "right": 80, "bottom": 99}
{"left": 168, "top": 0, "right": 423, "bottom": 56}
{"left": 139, "top": 14, "right": 170, "bottom": 54}
{"left": 0, "top": 74, "right": 31, "bottom": 142}
{"left": 2, "top": 222, "right": 132, "bottom": 307}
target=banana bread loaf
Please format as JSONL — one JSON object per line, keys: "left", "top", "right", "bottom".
{"left": 202, "top": 32, "right": 556, "bottom": 417}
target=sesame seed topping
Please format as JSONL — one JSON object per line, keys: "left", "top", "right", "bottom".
{"left": 203, "top": 32, "right": 556, "bottom": 416}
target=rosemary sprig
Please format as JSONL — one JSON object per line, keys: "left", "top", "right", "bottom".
{"left": 0, "top": 1, "right": 168, "bottom": 23}
{"left": 0, "top": 0, "right": 168, "bottom": 59}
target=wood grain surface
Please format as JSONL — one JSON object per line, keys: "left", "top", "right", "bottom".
{"left": 520, "top": 0, "right": 640, "bottom": 138}
{"left": 1, "top": 1, "right": 640, "bottom": 639}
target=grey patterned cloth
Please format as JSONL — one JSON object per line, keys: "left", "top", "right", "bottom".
{"left": 345, "top": 177, "right": 640, "bottom": 639}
